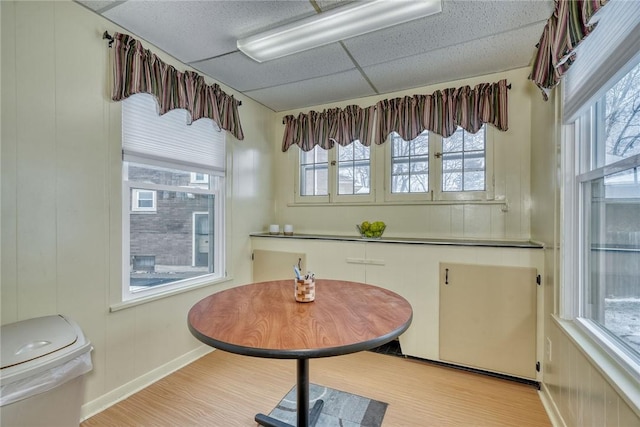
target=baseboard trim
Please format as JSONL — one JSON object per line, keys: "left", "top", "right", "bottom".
{"left": 538, "top": 382, "right": 567, "bottom": 427}
{"left": 404, "top": 355, "right": 540, "bottom": 389}
{"left": 80, "top": 345, "right": 213, "bottom": 421}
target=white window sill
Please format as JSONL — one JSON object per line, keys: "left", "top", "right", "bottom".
{"left": 552, "top": 314, "right": 640, "bottom": 415}
{"left": 109, "top": 276, "right": 233, "bottom": 312}
{"left": 287, "top": 199, "right": 507, "bottom": 208}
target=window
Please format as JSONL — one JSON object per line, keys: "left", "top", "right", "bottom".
{"left": 190, "top": 172, "right": 208, "bottom": 184}
{"left": 131, "top": 189, "right": 157, "bottom": 212}
{"left": 390, "top": 130, "right": 429, "bottom": 194}
{"left": 385, "top": 125, "right": 492, "bottom": 201}
{"left": 300, "top": 146, "right": 328, "bottom": 197}
{"left": 441, "top": 127, "right": 486, "bottom": 192}
{"left": 296, "top": 140, "right": 372, "bottom": 202}
{"left": 121, "top": 94, "right": 226, "bottom": 302}
{"left": 296, "top": 128, "right": 492, "bottom": 203}
{"left": 560, "top": 0, "right": 640, "bottom": 385}
{"left": 567, "top": 59, "right": 640, "bottom": 375}
{"left": 337, "top": 142, "right": 370, "bottom": 195}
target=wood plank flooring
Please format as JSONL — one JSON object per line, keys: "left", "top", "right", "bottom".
{"left": 82, "top": 350, "right": 551, "bottom": 426}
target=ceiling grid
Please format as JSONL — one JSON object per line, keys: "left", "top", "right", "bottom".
{"left": 77, "top": 0, "right": 553, "bottom": 111}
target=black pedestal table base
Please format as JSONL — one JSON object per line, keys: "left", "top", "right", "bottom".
{"left": 255, "top": 359, "right": 324, "bottom": 427}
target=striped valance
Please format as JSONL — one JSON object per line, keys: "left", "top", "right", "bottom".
{"left": 111, "top": 33, "right": 244, "bottom": 140}
{"left": 282, "top": 105, "right": 375, "bottom": 152}
{"left": 529, "top": 0, "right": 608, "bottom": 100}
{"left": 281, "top": 79, "right": 509, "bottom": 151}
{"left": 377, "top": 80, "right": 509, "bottom": 142}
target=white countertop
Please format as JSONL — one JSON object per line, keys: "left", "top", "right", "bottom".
{"left": 250, "top": 232, "right": 544, "bottom": 249}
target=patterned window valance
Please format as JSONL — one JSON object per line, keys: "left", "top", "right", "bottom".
{"left": 281, "top": 79, "right": 509, "bottom": 151}
{"left": 376, "top": 79, "right": 509, "bottom": 143}
{"left": 529, "top": 0, "right": 608, "bottom": 100}
{"left": 111, "top": 33, "right": 244, "bottom": 140}
{"left": 282, "top": 105, "right": 375, "bottom": 152}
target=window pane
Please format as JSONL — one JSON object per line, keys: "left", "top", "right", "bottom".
{"left": 442, "top": 155, "right": 462, "bottom": 174}
{"left": 128, "top": 163, "right": 211, "bottom": 190}
{"left": 354, "top": 142, "right": 369, "bottom": 160}
{"left": 443, "top": 130, "right": 463, "bottom": 152}
{"left": 465, "top": 130, "right": 485, "bottom": 151}
{"left": 138, "top": 199, "right": 153, "bottom": 208}
{"left": 464, "top": 156, "right": 485, "bottom": 171}
{"left": 393, "top": 137, "right": 409, "bottom": 157}
{"left": 601, "top": 61, "right": 640, "bottom": 167}
{"left": 338, "top": 141, "right": 370, "bottom": 195}
{"left": 339, "top": 144, "right": 354, "bottom": 161}
{"left": 391, "top": 131, "right": 429, "bottom": 193}
{"left": 127, "top": 161, "right": 218, "bottom": 293}
{"left": 583, "top": 168, "right": 640, "bottom": 357}
{"left": 442, "top": 126, "right": 486, "bottom": 192}
{"left": 412, "top": 134, "right": 429, "bottom": 155}
{"left": 338, "top": 164, "right": 355, "bottom": 194}
{"left": 410, "top": 173, "right": 428, "bottom": 192}
{"left": 300, "top": 146, "right": 329, "bottom": 196}
{"left": 130, "top": 190, "right": 214, "bottom": 290}
{"left": 443, "top": 172, "right": 462, "bottom": 192}
{"left": 464, "top": 172, "right": 485, "bottom": 191}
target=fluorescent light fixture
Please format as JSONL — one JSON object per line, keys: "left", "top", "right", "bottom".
{"left": 237, "top": 0, "right": 442, "bottom": 62}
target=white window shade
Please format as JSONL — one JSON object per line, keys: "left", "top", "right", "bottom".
{"left": 563, "top": 0, "right": 640, "bottom": 122}
{"left": 122, "top": 93, "right": 226, "bottom": 172}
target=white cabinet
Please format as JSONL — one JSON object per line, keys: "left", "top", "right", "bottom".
{"left": 251, "top": 237, "right": 366, "bottom": 282}
{"left": 439, "top": 263, "right": 538, "bottom": 379}
{"left": 363, "top": 243, "right": 438, "bottom": 360}
{"left": 251, "top": 236, "right": 544, "bottom": 380}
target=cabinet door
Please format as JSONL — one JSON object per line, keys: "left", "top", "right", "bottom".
{"left": 365, "top": 243, "right": 437, "bottom": 360}
{"left": 253, "top": 250, "right": 306, "bottom": 282}
{"left": 439, "top": 263, "right": 537, "bottom": 379}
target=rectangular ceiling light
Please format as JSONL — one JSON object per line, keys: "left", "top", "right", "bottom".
{"left": 237, "top": 0, "right": 442, "bottom": 62}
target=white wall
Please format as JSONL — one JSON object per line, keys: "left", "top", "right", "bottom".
{"left": 1, "top": 0, "right": 275, "bottom": 417}
{"left": 271, "top": 68, "right": 535, "bottom": 240}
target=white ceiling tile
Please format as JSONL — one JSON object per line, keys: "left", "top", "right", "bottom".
{"left": 193, "top": 45, "right": 355, "bottom": 92}
{"left": 363, "top": 25, "right": 543, "bottom": 94}
{"left": 103, "top": 1, "right": 316, "bottom": 63}
{"left": 75, "top": 0, "right": 119, "bottom": 13}
{"left": 244, "top": 70, "right": 376, "bottom": 112}
{"left": 343, "top": 0, "right": 552, "bottom": 68}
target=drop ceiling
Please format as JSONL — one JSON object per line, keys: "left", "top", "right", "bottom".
{"left": 77, "top": 0, "right": 553, "bottom": 112}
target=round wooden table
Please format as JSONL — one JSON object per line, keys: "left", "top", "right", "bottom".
{"left": 188, "top": 279, "right": 413, "bottom": 427}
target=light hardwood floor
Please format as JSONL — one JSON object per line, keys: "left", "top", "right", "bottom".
{"left": 82, "top": 350, "right": 551, "bottom": 426}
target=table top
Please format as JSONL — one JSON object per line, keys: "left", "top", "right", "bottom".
{"left": 188, "top": 279, "right": 413, "bottom": 359}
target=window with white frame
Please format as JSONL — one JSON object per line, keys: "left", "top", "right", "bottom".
{"left": 122, "top": 93, "right": 226, "bottom": 302}
{"left": 190, "top": 172, "right": 208, "bottom": 184}
{"left": 297, "top": 140, "right": 371, "bottom": 202}
{"left": 568, "top": 59, "right": 640, "bottom": 371}
{"left": 562, "top": 0, "right": 640, "bottom": 378}
{"left": 131, "top": 188, "right": 157, "bottom": 212}
{"left": 296, "top": 128, "right": 491, "bottom": 203}
{"left": 441, "top": 126, "right": 487, "bottom": 193}
{"left": 337, "top": 141, "right": 371, "bottom": 195}
{"left": 386, "top": 125, "right": 492, "bottom": 201}
{"left": 390, "top": 130, "right": 429, "bottom": 194}
{"left": 300, "top": 146, "right": 329, "bottom": 197}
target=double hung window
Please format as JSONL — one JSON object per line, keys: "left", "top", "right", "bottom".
{"left": 568, "top": 60, "right": 640, "bottom": 372}
{"left": 121, "top": 94, "right": 226, "bottom": 302}
{"left": 562, "top": 0, "right": 640, "bottom": 380}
